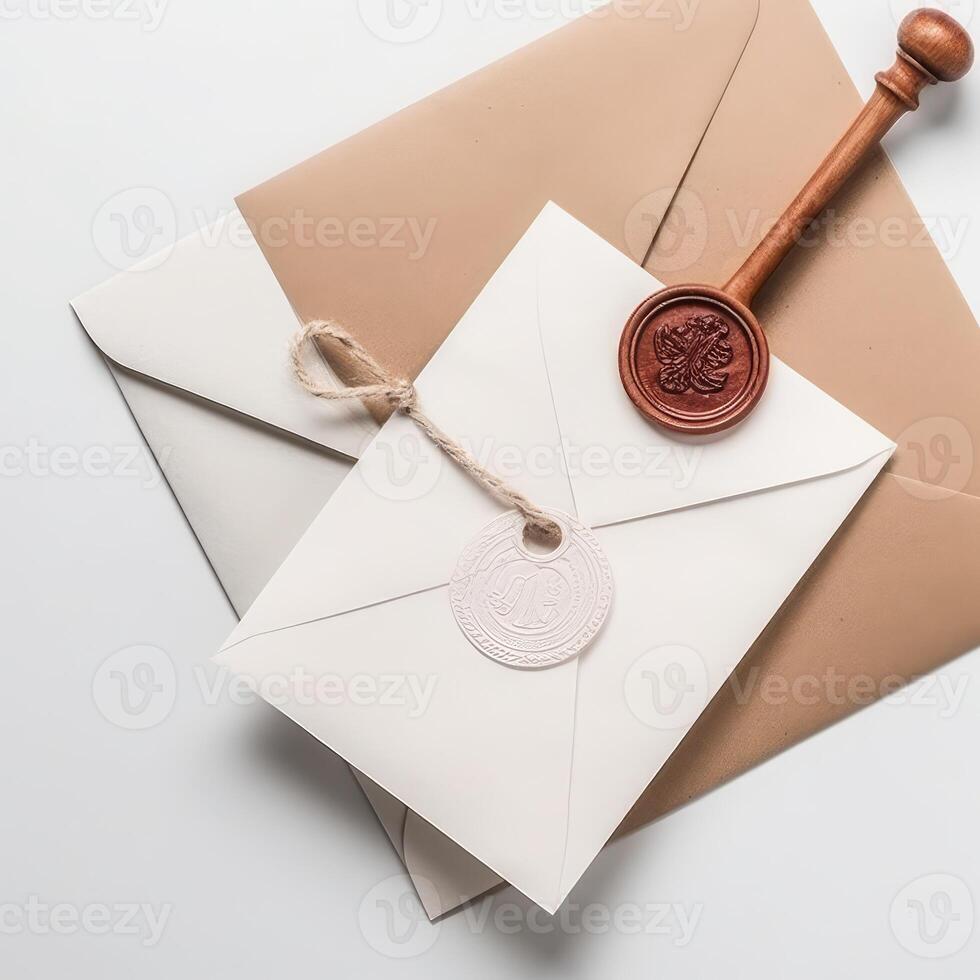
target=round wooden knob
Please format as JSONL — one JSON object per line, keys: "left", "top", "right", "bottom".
{"left": 899, "top": 8, "right": 974, "bottom": 82}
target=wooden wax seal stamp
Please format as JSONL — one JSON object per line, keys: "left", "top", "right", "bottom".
{"left": 620, "top": 8, "right": 974, "bottom": 435}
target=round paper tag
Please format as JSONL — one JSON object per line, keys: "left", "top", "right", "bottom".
{"left": 449, "top": 510, "right": 613, "bottom": 671}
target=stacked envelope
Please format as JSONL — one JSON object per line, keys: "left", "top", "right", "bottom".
{"left": 73, "top": 0, "right": 980, "bottom": 918}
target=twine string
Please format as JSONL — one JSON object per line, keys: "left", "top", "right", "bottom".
{"left": 290, "top": 320, "right": 562, "bottom": 544}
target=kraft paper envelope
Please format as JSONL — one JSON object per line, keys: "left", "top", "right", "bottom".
{"left": 233, "top": 0, "right": 980, "bottom": 912}
{"left": 72, "top": 0, "right": 980, "bottom": 918}
{"left": 215, "top": 203, "right": 895, "bottom": 913}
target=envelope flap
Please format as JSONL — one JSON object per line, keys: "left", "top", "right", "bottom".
{"left": 71, "top": 214, "right": 375, "bottom": 460}
{"left": 536, "top": 206, "right": 897, "bottom": 528}
{"left": 224, "top": 214, "right": 577, "bottom": 649}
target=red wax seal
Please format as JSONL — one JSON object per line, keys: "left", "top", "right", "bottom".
{"left": 619, "top": 286, "right": 770, "bottom": 435}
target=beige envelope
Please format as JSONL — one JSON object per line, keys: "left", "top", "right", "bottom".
{"left": 237, "top": 0, "right": 980, "bottom": 907}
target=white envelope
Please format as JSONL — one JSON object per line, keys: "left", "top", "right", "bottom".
{"left": 71, "top": 213, "right": 374, "bottom": 612}
{"left": 215, "top": 203, "right": 896, "bottom": 912}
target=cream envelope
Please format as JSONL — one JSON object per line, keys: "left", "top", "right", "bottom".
{"left": 215, "top": 204, "right": 895, "bottom": 913}
{"left": 71, "top": 214, "right": 376, "bottom": 612}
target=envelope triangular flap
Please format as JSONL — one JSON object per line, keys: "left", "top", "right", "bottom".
{"left": 535, "top": 206, "right": 897, "bottom": 529}
{"left": 223, "top": 212, "right": 578, "bottom": 649}
{"left": 71, "top": 215, "right": 374, "bottom": 460}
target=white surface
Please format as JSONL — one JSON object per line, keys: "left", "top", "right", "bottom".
{"left": 1, "top": 1, "right": 977, "bottom": 976}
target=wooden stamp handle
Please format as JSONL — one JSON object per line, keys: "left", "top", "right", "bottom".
{"left": 724, "top": 8, "right": 974, "bottom": 309}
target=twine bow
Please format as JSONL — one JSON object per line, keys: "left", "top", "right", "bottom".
{"left": 290, "top": 321, "right": 562, "bottom": 544}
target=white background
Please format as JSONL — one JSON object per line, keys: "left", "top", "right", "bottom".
{"left": 1, "top": 0, "right": 978, "bottom": 975}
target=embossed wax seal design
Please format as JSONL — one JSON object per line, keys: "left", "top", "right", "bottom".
{"left": 620, "top": 288, "right": 768, "bottom": 436}
{"left": 654, "top": 313, "right": 734, "bottom": 395}
{"left": 450, "top": 511, "right": 613, "bottom": 671}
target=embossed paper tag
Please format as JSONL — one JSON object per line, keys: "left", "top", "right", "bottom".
{"left": 449, "top": 511, "right": 613, "bottom": 671}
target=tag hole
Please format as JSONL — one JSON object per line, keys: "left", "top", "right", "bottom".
{"left": 523, "top": 522, "right": 564, "bottom": 557}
